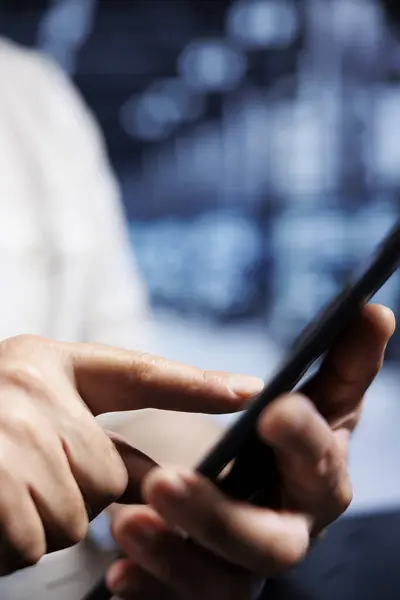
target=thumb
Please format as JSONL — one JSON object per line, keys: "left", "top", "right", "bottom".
{"left": 66, "top": 343, "right": 264, "bottom": 416}
{"left": 105, "top": 431, "right": 158, "bottom": 505}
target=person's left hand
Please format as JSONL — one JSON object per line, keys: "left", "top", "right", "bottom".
{"left": 107, "top": 304, "right": 395, "bottom": 600}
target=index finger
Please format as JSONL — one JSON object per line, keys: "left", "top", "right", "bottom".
{"left": 66, "top": 344, "right": 264, "bottom": 416}
{"left": 301, "top": 304, "right": 395, "bottom": 430}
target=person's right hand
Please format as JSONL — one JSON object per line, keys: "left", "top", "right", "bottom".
{"left": 0, "top": 335, "right": 263, "bottom": 574}
{"left": 107, "top": 304, "right": 394, "bottom": 600}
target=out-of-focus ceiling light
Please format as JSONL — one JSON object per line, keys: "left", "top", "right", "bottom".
{"left": 121, "top": 95, "right": 175, "bottom": 141}
{"left": 331, "top": 0, "right": 382, "bottom": 49}
{"left": 178, "top": 39, "right": 247, "bottom": 92}
{"left": 120, "top": 80, "right": 204, "bottom": 141}
{"left": 38, "top": 0, "right": 95, "bottom": 45}
{"left": 149, "top": 79, "right": 205, "bottom": 123}
{"left": 37, "top": 0, "right": 97, "bottom": 73}
{"left": 227, "top": 0, "right": 299, "bottom": 50}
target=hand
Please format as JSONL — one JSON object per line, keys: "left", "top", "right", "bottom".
{"left": 0, "top": 335, "right": 263, "bottom": 574}
{"left": 107, "top": 304, "right": 395, "bottom": 600}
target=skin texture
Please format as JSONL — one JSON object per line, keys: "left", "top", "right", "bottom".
{"left": 0, "top": 304, "right": 394, "bottom": 600}
{"left": 0, "top": 332, "right": 265, "bottom": 573}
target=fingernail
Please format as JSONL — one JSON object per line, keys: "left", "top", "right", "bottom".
{"left": 228, "top": 375, "right": 264, "bottom": 398}
{"left": 160, "top": 470, "right": 191, "bottom": 500}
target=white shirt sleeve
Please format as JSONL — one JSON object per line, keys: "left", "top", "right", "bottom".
{"left": 29, "top": 52, "right": 155, "bottom": 351}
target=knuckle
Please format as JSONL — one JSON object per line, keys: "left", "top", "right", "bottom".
{"left": 1, "top": 334, "right": 45, "bottom": 353}
{"left": 131, "top": 353, "right": 156, "bottom": 386}
{"left": 0, "top": 335, "right": 53, "bottom": 369}
{"left": 201, "top": 370, "right": 221, "bottom": 392}
{"left": 2, "top": 526, "right": 46, "bottom": 573}
{"left": 117, "top": 353, "right": 157, "bottom": 406}
{"left": 67, "top": 519, "right": 89, "bottom": 547}
{"left": 18, "top": 535, "right": 46, "bottom": 568}
{"left": 63, "top": 504, "right": 89, "bottom": 546}
{"left": 0, "top": 408, "right": 43, "bottom": 447}
{"left": 0, "top": 361, "right": 49, "bottom": 399}
{"left": 52, "top": 488, "right": 89, "bottom": 547}
{"left": 196, "top": 370, "right": 234, "bottom": 406}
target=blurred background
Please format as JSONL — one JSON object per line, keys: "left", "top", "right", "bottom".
{"left": 1, "top": 0, "right": 400, "bottom": 512}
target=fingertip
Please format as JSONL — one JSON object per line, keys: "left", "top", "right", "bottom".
{"left": 257, "top": 393, "right": 331, "bottom": 455}
{"left": 363, "top": 304, "right": 396, "bottom": 341}
{"left": 199, "top": 372, "right": 264, "bottom": 413}
{"left": 226, "top": 374, "right": 264, "bottom": 399}
{"left": 111, "top": 504, "right": 164, "bottom": 551}
{"left": 143, "top": 466, "right": 194, "bottom": 507}
{"left": 257, "top": 393, "right": 312, "bottom": 442}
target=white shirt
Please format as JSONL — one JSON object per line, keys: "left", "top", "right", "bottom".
{"left": 0, "top": 38, "right": 151, "bottom": 349}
